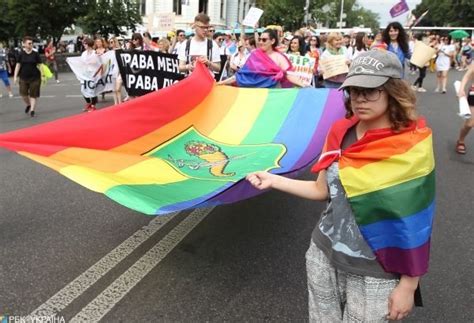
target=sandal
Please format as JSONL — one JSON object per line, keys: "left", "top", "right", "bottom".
{"left": 456, "top": 141, "right": 466, "bottom": 154}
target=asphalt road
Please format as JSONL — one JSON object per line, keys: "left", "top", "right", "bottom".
{"left": 0, "top": 70, "right": 473, "bottom": 322}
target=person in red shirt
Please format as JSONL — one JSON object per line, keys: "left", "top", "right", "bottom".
{"left": 44, "top": 40, "right": 59, "bottom": 83}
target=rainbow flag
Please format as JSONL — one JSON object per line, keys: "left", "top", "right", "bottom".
{"left": 0, "top": 63, "right": 345, "bottom": 215}
{"left": 312, "top": 117, "right": 435, "bottom": 276}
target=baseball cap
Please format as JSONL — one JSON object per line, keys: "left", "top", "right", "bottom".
{"left": 340, "top": 49, "right": 402, "bottom": 89}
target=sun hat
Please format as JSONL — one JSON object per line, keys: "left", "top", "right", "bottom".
{"left": 340, "top": 49, "right": 403, "bottom": 89}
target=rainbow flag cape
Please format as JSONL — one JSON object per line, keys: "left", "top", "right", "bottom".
{"left": 0, "top": 63, "right": 345, "bottom": 215}
{"left": 235, "top": 49, "right": 293, "bottom": 88}
{"left": 312, "top": 117, "right": 435, "bottom": 276}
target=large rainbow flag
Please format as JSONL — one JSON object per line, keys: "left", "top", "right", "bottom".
{"left": 0, "top": 63, "right": 345, "bottom": 215}
{"left": 312, "top": 117, "right": 435, "bottom": 276}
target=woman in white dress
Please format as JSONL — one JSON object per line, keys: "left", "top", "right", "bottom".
{"left": 435, "top": 36, "right": 454, "bottom": 93}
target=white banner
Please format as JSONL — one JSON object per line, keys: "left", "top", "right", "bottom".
{"left": 285, "top": 54, "right": 316, "bottom": 85}
{"left": 67, "top": 51, "right": 118, "bottom": 98}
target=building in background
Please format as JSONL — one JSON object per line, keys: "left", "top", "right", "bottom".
{"left": 139, "top": 0, "right": 257, "bottom": 33}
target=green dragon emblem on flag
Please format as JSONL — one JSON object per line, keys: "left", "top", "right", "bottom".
{"left": 144, "top": 127, "right": 286, "bottom": 182}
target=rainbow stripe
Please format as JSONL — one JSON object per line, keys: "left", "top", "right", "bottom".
{"left": 0, "top": 63, "right": 345, "bottom": 215}
{"left": 338, "top": 119, "right": 435, "bottom": 276}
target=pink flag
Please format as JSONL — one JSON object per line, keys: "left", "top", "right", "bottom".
{"left": 390, "top": 0, "right": 409, "bottom": 18}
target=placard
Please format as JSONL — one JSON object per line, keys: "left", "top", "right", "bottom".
{"left": 319, "top": 56, "right": 349, "bottom": 79}
{"left": 242, "top": 7, "right": 264, "bottom": 27}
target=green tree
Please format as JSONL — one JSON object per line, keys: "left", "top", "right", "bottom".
{"left": 257, "top": 0, "right": 379, "bottom": 32}
{"left": 6, "top": 0, "right": 90, "bottom": 43}
{"left": 413, "top": 0, "right": 474, "bottom": 27}
{"left": 79, "top": 0, "right": 142, "bottom": 38}
{"left": 0, "top": 0, "right": 16, "bottom": 43}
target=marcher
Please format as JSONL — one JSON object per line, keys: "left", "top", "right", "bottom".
{"left": 0, "top": 43, "right": 14, "bottom": 98}
{"left": 13, "top": 36, "right": 43, "bottom": 117}
{"left": 435, "top": 36, "right": 454, "bottom": 93}
{"left": 319, "top": 32, "right": 351, "bottom": 88}
{"left": 382, "top": 22, "right": 411, "bottom": 78}
{"left": 455, "top": 62, "right": 474, "bottom": 154}
{"left": 178, "top": 13, "right": 221, "bottom": 76}
{"left": 247, "top": 50, "right": 433, "bottom": 322}
{"left": 80, "top": 38, "right": 98, "bottom": 112}
{"left": 44, "top": 39, "right": 60, "bottom": 83}
{"left": 217, "top": 29, "right": 307, "bottom": 88}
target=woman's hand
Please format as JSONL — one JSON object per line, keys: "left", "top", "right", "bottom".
{"left": 246, "top": 171, "right": 277, "bottom": 190}
{"left": 387, "top": 278, "right": 417, "bottom": 321}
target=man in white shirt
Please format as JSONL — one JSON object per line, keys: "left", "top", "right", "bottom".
{"left": 178, "top": 13, "right": 221, "bottom": 75}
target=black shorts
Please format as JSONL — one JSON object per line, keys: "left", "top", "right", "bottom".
{"left": 468, "top": 95, "right": 474, "bottom": 107}
{"left": 19, "top": 78, "right": 41, "bottom": 98}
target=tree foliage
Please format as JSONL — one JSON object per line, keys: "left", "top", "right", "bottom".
{"left": 257, "top": 0, "right": 379, "bottom": 32}
{"left": 5, "top": 0, "right": 90, "bottom": 43}
{"left": 413, "top": 0, "right": 474, "bottom": 27}
{"left": 78, "top": 0, "right": 142, "bottom": 38}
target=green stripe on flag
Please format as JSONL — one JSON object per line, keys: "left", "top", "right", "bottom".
{"left": 242, "top": 89, "right": 299, "bottom": 144}
{"left": 106, "top": 180, "right": 224, "bottom": 215}
{"left": 349, "top": 170, "right": 435, "bottom": 226}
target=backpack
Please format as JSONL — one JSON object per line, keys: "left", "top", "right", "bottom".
{"left": 184, "top": 38, "right": 213, "bottom": 65}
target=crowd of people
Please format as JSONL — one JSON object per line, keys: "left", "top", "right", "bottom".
{"left": 0, "top": 11, "right": 473, "bottom": 322}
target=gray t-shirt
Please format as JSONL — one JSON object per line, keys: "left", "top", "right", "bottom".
{"left": 312, "top": 127, "right": 398, "bottom": 279}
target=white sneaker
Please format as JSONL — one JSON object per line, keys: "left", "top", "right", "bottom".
{"left": 8, "top": 93, "right": 14, "bottom": 98}
{"left": 417, "top": 88, "right": 427, "bottom": 93}
{"left": 56, "top": 80, "right": 60, "bottom": 83}
{"left": 411, "top": 85, "right": 417, "bottom": 91}
{"left": 434, "top": 88, "right": 440, "bottom": 93}
{"left": 0, "top": 93, "right": 3, "bottom": 98}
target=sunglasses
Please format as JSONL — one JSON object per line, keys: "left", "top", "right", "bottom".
{"left": 178, "top": 34, "right": 185, "bottom": 37}
{"left": 259, "top": 38, "right": 270, "bottom": 43}
{"left": 345, "top": 88, "right": 384, "bottom": 102}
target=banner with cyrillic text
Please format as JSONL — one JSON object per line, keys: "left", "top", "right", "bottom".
{"left": 116, "top": 50, "right": 184, "bottom": 97}
{"left": 67, "top": 50, "right": 118, "bottom": 98}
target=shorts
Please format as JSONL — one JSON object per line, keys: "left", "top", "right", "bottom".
{"left": 0, "top": 70, "right": 10, "bottom": 87}
{"left": 468, "top": 95, "right": 474, "bottom": 107}
{"left": 19, "top": 78, "right": 41, "bottom": 98}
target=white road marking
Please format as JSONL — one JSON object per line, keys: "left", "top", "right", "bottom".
{"left": 70, "top": 207, "right": 215, "bottom": 323}
{"left": 65, "top": 95, "right": 86, "bottom": 98}
{"left": 29, "top": 212, "right": 179, "bottom": 317}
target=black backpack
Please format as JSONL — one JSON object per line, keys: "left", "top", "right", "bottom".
{"left": 184, "top": 38, "right": 213, "bottom": 65}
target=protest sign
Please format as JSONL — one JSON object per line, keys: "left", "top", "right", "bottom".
{"left": 410, "top": 40, "right": 436, "bottom": 68}
{"left": 285, "top": 54, "right": 315, "bottom": 85}
{"left": 116, "top": 50, "right": 184, "bottom": 97}
{"left": 242, "top": 7, "right": 263, "bottom": 27}
{"left": 319, "top": 56, "right": 349, "bottom": 79}
{"left": 148, "top": 12, "right": 175, "bottom": 32}
{"left": 67, "top": 50, "right": 118, "bottom": 98}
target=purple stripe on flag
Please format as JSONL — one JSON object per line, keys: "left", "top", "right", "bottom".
{"left": 374, "top": 240, "right": 430, "bottom": 276}
{"left": 293, "top": 89, "right": 345, "bottom": 169}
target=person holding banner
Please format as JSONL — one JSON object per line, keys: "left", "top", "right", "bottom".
{"left": 247, "top": 50, "right": 432, "bottom": 322}
{"left": 455, "top": 63, "right": 474, "bottom": 154}
{"left": 178, "top": 13, "right": 221, "bottom": 76}
{"left": 382, "top": 22, "right": 411, "bottom": 77}
{"left": 13, "top": 36, "right": 43, "bottom": 117}
{"left": 80, "top": 38, "right": 99, "bottom": 112}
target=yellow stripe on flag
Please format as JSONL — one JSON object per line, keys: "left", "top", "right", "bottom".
{"left": 340, "top": 135, "right": 435, "bottom": 197}
{"left": 208, "top": 88, "right": 268, "bottom": 144}
{"left": 60, "top": 158, "right": 188, "bottom": 193}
